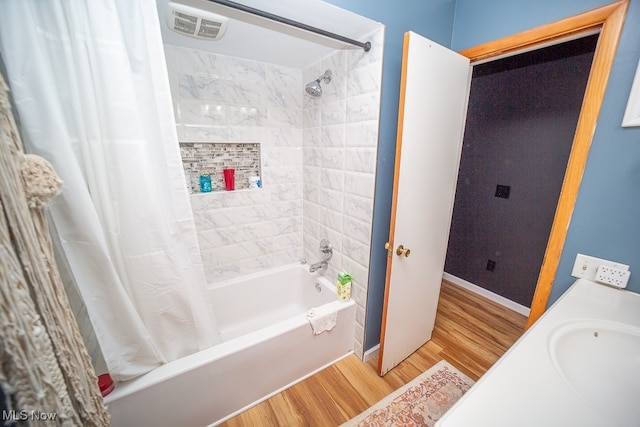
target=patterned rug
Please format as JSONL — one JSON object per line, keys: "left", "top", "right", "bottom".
{"left": 343, "top": 360, "right": 474, "bottom": 426}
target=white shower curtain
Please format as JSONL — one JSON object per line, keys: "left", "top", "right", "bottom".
{"left": 0, "top": 0, "right": 221, "bottom": 380}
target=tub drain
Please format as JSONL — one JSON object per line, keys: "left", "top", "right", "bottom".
{"left": 315, "top": 282, "right": 322, "bottom": 292}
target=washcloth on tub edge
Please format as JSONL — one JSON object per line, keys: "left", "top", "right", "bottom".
{"left": 306, "top": 303, "right": 338, "bottom": 335}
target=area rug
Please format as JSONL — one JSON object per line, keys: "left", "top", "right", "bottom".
{"left": 343, "top": 360, "right": 474, "bottom": 427}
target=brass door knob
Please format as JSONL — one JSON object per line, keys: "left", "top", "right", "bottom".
{"left": 396, "top": 245, "right": 411, "bottom": 257}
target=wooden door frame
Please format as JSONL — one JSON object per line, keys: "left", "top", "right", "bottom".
{"left": 459, "top": 0, "right": 628, "bottom": 328}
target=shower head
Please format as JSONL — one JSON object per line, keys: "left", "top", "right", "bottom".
{"left": 305, "top": 70, "right": 332, "bottom": 97}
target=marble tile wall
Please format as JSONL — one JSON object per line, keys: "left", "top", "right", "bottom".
{"left": 302, "top": 27, "right": 384, "bottom": 359}
{"left": 164, "top": 26, "right": 384, "bottom": 358}
{"left": 165, "top": 45, "right": 304, "bottom": 283}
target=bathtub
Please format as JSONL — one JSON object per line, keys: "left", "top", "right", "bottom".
{"left": 104, "top": 264, "right": 356, "bottom": 426}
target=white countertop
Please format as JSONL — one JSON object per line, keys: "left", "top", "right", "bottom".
{"left": 436, "top": 279, "right": 640, "bottom": 427}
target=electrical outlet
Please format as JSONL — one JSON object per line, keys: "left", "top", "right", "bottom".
{"left": 595, "top": 265, "right": 630, "bottom": 288}
{"left": 495, "top": 185, "right": 510, "bottom": 199}
{"left": 571, "top": 254, "right": 629, "bottom": 281}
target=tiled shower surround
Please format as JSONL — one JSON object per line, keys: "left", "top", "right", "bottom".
{"left": 164, "top": 27, "right": 384, "bottom": 358}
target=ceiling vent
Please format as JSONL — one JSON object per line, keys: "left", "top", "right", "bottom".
{"left": 166, "top": 2, "right": 229, "bottom": 41}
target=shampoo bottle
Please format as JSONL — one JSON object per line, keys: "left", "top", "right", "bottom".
{"left": 337, "top": 272, "right": 352, "bottom": 301}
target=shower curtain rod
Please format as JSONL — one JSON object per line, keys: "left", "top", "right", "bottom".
{"left": 205, "top": 0, "right": 371, "bottom": 52}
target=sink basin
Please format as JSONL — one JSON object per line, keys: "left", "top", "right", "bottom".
{"left": 549, "top": 320, "right": 640, "bottom": 426}
{"left": 437, "top": 280, "right": 640, "bottom": 427}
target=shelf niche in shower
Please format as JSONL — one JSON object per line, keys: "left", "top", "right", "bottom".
{"left": 179, "top": 141, "right": 261, "bottom": 193}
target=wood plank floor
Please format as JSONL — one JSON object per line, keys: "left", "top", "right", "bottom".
{"left": 221, "top": 280, "right": 527, "bottom": 426}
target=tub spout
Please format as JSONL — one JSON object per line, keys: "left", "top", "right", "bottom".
{"left": 309, "top": 260, "right": 328, "bottom": 273}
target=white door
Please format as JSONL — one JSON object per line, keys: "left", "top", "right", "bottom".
{"left": 378, "top": 32, "right": 471, "bottom": 375}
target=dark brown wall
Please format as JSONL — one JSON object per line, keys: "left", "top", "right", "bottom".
{"left": 444, "top": 35, "right": 597, "bottom": 307}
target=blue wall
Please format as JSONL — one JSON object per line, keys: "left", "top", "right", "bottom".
{"left": 321, "top": 0, "right": 457, "bottom": 350}
{"left": 452, "top": 0, "right": 640, "bottom": 306}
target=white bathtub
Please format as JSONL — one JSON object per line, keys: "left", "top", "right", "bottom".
{"left": 104, "top": 264, "right": 356, "bottom": 426}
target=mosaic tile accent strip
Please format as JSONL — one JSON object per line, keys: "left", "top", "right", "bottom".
{"left": 180, "top": 142, "right": 261, "bottom": 193}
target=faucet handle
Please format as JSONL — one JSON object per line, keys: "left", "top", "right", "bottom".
{"left": 319, "top": 239, "right": 333, "bottom": 261}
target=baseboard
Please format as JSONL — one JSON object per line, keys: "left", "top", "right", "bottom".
{"left": 442, "top": 273, "right": 530, "bottom": 317}
{"left": 363, "top": 344, "right": 379, "bottom": 363}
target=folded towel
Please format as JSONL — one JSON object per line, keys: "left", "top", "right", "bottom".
{"left": 306, "top": 303, "right": 338, "bottom": 335}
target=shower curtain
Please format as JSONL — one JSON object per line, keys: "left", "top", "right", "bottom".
{"left": 0, "top": 0, "right": 221, "bottom": 380}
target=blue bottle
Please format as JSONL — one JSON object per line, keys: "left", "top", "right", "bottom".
{"left": 199, "top": 174, "right": 212, "bottom": 193}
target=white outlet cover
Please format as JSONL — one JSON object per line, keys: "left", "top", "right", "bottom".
{"left": 571, "top": 253, "right": 629, "bottom": 281}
